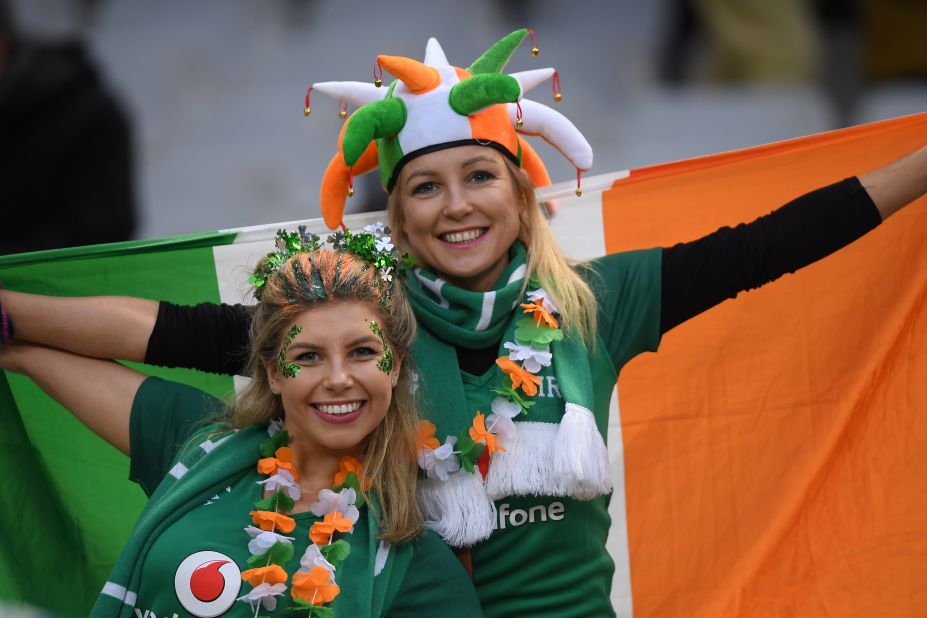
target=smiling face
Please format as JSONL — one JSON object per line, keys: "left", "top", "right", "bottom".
{"left": 267, "top": 301, "right": 401, "bottom": 457}
{"left": 393, "top": 145, "right": 525, "bottom": 292}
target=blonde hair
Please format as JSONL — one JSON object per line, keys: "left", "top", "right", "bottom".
{"left": 230, "top": 250, "right": 422, "bottom": 544}
{"left": 388, "top": 154, "right": 598, "bottom": 344}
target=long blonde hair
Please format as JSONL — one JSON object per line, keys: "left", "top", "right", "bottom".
{"left": 230, "top": 250, "right": 423, "bottom": 544}
{"left": 388, "top": 153, "right": 598, "bottom": 344}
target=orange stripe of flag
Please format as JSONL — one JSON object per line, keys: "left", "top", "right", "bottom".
{"left": 603, "top": 113, "right": 927, "bottom": 617}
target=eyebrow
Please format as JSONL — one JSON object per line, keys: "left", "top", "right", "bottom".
{"left": 348, "top": 334, "right": 382, "bottom": 347}
{"left": 461, "top": 155, "right": 498, "bottom": 167}
{"left": 403, "top": 155, "right": 499, "bottom": 183}
{"left": 286, "top": 334, "right": 381, "bottom": 351}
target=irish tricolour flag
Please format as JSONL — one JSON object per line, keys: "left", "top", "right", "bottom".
{"left": 2, "top": 113, "right": 926, "bottom": 617}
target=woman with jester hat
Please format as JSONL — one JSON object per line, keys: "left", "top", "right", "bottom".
{"left": 0, "top": 238, "right": 484, "bottom": 617}
{"left": 3, "top": 28, "right": 927, "bottom": 617}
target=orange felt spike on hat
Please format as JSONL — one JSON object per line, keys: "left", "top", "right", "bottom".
{"left": 320, "top": 133, "right": 379, "bottom": 229}
{"left": 377, "top": 55, "right": 441, "bottom": 94}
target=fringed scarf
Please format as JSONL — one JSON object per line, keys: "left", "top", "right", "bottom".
{"left": 404, "top": 243, "right": 611, "bottom": 547}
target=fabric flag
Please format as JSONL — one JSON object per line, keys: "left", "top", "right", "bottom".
{"left": 597, "top": 111, "right": 927, "bottom": 617}
{"left": 0, "top": 232, "right": 239, "bottom": 615}
{"left": 0, "top": 112, "right": 925, "bottom": 617}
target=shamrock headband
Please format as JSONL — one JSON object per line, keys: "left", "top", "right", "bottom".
{"left": 249, "top": 224, "right": 411, "bottom": 302}
{"left": 305, "top": 29, "right": 594, "bottom": 229}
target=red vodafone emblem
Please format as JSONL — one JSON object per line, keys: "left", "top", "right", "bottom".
{"left": 174, "top": 551, "right": 241, "bottom": 616}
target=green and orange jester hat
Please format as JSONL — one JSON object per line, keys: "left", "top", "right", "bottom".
{"left": 305, "top": 28, "right": 594, "bottom": 230}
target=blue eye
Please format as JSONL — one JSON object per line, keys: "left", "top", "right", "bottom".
{"left": 471, "top": 170, "right": 495, "bottom": 183}
{"left": 295, "top": 351, "right": 319, "bottom": 362}
{"left": 412, "top": 181, "right": 436, "bottom": 196}
{"left": 353, "top": 346, "right": 378, "bottom": 358}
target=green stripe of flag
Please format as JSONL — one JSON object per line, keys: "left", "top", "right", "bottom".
{"left": 0, "top": 230, "right": 237, "bottom": 268}
{"left": 0, "top": 231, "right": 238, "bottom": 616}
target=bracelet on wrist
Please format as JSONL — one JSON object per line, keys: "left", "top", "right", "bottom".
{"left": 0, "top": 283, "right": 14, "bottom": 343}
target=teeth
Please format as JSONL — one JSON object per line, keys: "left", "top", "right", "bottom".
{"left": 442, "top": 229, "right": 484, "bottom": 244}
{"left": 317, "top": 402, "right": 363, "bottom": 415}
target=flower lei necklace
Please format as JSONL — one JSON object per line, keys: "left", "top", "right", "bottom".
{"left": 415, "top": 286, "right": 562, "bottom": 479}
{"left": 237, "top": 419, "right": 369, "bottom": 617}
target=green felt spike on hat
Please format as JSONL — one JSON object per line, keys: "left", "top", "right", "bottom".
{"left": 448, "top": 74, "right": 522, "bottom": 116}
{"left": 468, "top": 29, "right": 529, "bottom": 75}
{"left": 309, "top": 29, "right": 593, "bottom": 230}
{"left": 341, "top": 98, "right": 407, "bottom": 167}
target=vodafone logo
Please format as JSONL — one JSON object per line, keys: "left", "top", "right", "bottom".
{"left": 174, "top": 551, "right": 241, "bottom": 617}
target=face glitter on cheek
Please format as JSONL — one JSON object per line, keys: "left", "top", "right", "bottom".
{"left": 368, "top": 320, "right": 393, "bottom": 374}
{"left": 277, "top": 325, "right": 303, "bottom": 378}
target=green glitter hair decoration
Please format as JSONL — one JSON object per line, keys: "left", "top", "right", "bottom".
{"left": 277, "top": 325, "right": 303, "bottom": 379}
{"left": 290, "top": 255, "right": 317, "bottom": 301}
{"left": 326, "top": 224, "right": 409, "bottom": 284}
{"left": 250, "top": 226, "right": 322, "bottom": 300}
{"left": 368, "top": 320, "right": 393, "bottom": 374}
{"left": 249, "top": 223, "right": 411, "bottom": 301}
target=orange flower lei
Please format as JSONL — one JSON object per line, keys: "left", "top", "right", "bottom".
{"left": 237, "top": 425, "right": 365, "bottom": 615}
{"left": 415, "top": 287, "right": 562, "bottom": 479}
{"left": 496, "top": 357, "right": 542, "bottom": 397}
{"left": 469, "top": 412, "right": 505, "bottom": 455}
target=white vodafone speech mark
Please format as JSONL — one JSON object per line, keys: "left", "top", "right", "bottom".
{"left": 174, "top": 551, "right": 242, "bottom": 617}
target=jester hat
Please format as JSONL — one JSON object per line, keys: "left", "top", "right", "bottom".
{"left": 308, "top": 29, "right": 593, "bottom": 229}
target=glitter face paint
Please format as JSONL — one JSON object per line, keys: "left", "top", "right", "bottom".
{"left": 368, "top": 320, "right": 393, "bottom": 374}
{"left": 277, "top": 325, "right": 303, "bottom": 378}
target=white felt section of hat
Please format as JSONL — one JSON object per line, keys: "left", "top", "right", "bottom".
{"left": 510, "top": 97, "right": 593, "bottom": 170}
{"left": 509, "top": 68, "right": 555, "bottom": 98}
{"left": 312, "top": 81, "right": 387, "bottom": 108}
{"left": 394, "top": 66, "right": 471, "bottom": 155}
{"left": 424, "top": 37, "right": 450, "bottom": 68}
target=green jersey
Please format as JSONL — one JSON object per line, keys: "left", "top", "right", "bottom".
{"left": 465, "top": 249, "right": 662, "bottom": 617}
{"left": 126, "top": 377, "right": 482, "bottom": 618}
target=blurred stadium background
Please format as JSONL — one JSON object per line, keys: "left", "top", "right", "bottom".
{"left": 2, "top": 0, "right": 926, "bottom": 247}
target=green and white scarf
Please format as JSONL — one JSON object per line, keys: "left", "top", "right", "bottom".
{"left": 92, "top": 424, "right": 403, "bottom": 617}
{"left": 404, "top": 243, "right": 612, "bottom": 547}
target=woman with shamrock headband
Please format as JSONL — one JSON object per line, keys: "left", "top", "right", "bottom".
{"left": 0, "top": 234, "right": 483, "bottom": 617}
{"left": 3, "top": 29, "right": 927, "bottom": 617}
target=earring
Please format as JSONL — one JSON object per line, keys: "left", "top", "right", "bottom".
{"left": 391, "top": 374, "right": 398, "bottom": 387}
{"left": 270, "top": 385, "right": 280, "bottom": 395}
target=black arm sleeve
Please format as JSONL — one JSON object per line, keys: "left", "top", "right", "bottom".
{"left": 660, "top": 177, "right": 882, "bottom": 333}
{"left": 144, "top": 302, "right": 255, "bottom": 375}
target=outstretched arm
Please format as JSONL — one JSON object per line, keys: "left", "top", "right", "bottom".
{"left": 145, "top": 302, "right": 254, "bottom": 375}
{"left": 0, "top": 342, "right": 143, "bottom": 454}
{"left": 661, "top": 143, "right": 927, "bottom": 333}
{"left": 859, "top": 144, "right": 927, "bottom": 220}
{"left": 0, "top": 290, "right": 157, "bottom": 363}
{"left": 0, "top": 291, "right": 254, "bottom": 375}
